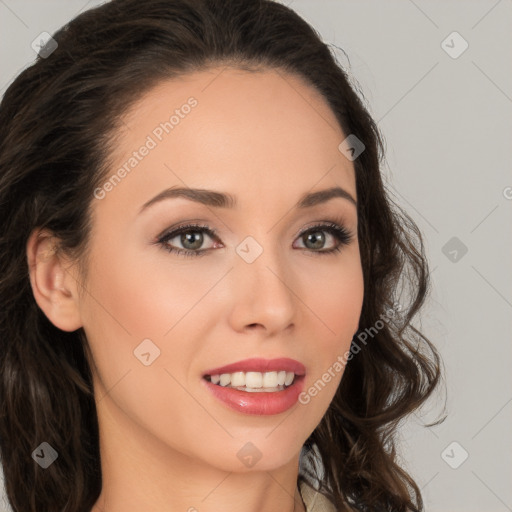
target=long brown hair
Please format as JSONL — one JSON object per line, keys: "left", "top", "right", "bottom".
{"left": 0, "top": 1, "right": 445, "bottom": 510}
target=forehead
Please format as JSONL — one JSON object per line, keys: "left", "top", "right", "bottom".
{"left": 99, "top": 66, "right": 356, "bottom": 217}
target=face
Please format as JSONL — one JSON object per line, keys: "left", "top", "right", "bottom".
{"left": 76, "top": 67, "right": 364, "bottom": 472}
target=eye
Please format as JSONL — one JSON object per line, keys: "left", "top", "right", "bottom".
{"left": 293, "top": 222, "right": 354, "bottom": 255}
{"left": 156, "top": 223, "right": 221, "bottom": 258}
{"left": 155, "top": 220, "right": 354, "bottom": 258}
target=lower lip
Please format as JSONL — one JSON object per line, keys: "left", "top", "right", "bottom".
{"left": 202, "top": 376, "right": 305, "bottom": 415}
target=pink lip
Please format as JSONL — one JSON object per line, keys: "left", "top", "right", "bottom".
{"left": 202, "top": 374, "right": 306, "bottom": 415}
{"left": 202, "top": 357, "right": 306, "bottom": 377}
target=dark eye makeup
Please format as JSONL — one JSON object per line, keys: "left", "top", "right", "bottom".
{"left": 153, "top": 219, "right": 355, "bottom": 259}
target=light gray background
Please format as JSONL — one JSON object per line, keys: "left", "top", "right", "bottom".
{"left": 1, "top": 1, "right": 511, "bottom": 511}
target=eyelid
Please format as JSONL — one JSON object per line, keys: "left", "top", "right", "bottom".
{"left": 154, "top": 220, "right": 219, "bottom": 240}
{"left": 156, "top": 223, "right": 221, "bottom": 245}
{"left": 295, "top": 217, "right": 354, "bottom": 237}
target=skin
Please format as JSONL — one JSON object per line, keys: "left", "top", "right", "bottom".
{"left": 27, "top": 67, "right": 364, "bottom": 512}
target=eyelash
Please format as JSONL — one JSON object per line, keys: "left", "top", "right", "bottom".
{"left": 155, "top": 221, "right": 355, "bottom": 258}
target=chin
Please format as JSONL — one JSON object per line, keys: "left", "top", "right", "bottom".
{"left": 202, "top": 440, "right": 302, "bottom": 473}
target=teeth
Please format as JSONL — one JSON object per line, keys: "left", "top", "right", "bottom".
{"left": 219, "top": 373, "right": 231, "bottom": 387}
{"left": 208, "top": 371, "right": 296, "bottom": 390}
{"left": 245, "top": 371, "right": 262, "bottom": 388}
{"left": 284, "top": 371, "right": 295, "bottom": 386}
{"left": 231, "top": 371, "right": 245, "bottom": 387}
{"left": 263, "top": 371, "right": 278, "bottom": 387}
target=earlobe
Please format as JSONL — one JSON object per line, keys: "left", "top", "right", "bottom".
{"left": 26, "top": 228, "right": 83, "bottom": 332}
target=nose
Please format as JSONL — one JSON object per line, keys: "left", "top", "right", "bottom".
{"left": 227, "top": 243, "right": 298, "bottom": 336}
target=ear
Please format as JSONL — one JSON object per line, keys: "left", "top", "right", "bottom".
{"left": 26, "top": 228, "right": 83, "bottom": 332}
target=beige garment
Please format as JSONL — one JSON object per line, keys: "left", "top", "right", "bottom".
{"left": 299, "top": 480, "right": 337, "bottom": 512}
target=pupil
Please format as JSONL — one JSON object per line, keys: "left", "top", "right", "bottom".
{"left": 306, "top": 231, "right": 324, "bottom": 249}
{"left": 181, "top": 231, "right": 203, "bottom": 250}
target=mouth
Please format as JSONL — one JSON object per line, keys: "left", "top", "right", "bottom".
{"left": 203, "top": 370, "right": 302, "bottom": 393}
{"left": 200, "top": 357, "right": 307, "bottom": 414}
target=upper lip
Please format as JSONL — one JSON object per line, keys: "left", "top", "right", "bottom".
{"left": 202, "top": 357, "right": 306, "bottom": 377}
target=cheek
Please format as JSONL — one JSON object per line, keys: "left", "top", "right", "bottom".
{"left": 82, "top": 231, "right": 221, "bottom": 341}
{"left": 295, "top": 253, "right": 363, "bottom": 411}
{"left": 79, "top": 246, "right": 222, "bottom": 455}
{"left": 77, "top": 233, "right": 207, "bottom": 394}
{"left": 298, "top": 250, "right": 364, "bottom": 341}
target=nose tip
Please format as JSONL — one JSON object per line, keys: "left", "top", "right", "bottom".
{"left": 229, "top": 252, "right": 297, "bottom": 335}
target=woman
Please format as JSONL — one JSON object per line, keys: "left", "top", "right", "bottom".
{"left": 0, "top": 0, "right": 444, "bottom": 511}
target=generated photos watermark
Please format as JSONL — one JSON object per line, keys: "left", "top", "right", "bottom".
{"left": 298, "top": 301, "right": 402, "bottom": 405}
{"left": 93, "top": 96, "right": 198, "bottom": 200}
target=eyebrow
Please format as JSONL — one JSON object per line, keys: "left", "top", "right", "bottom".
{"left": 139, "top": 185, "right": 357, "bottom": 214}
